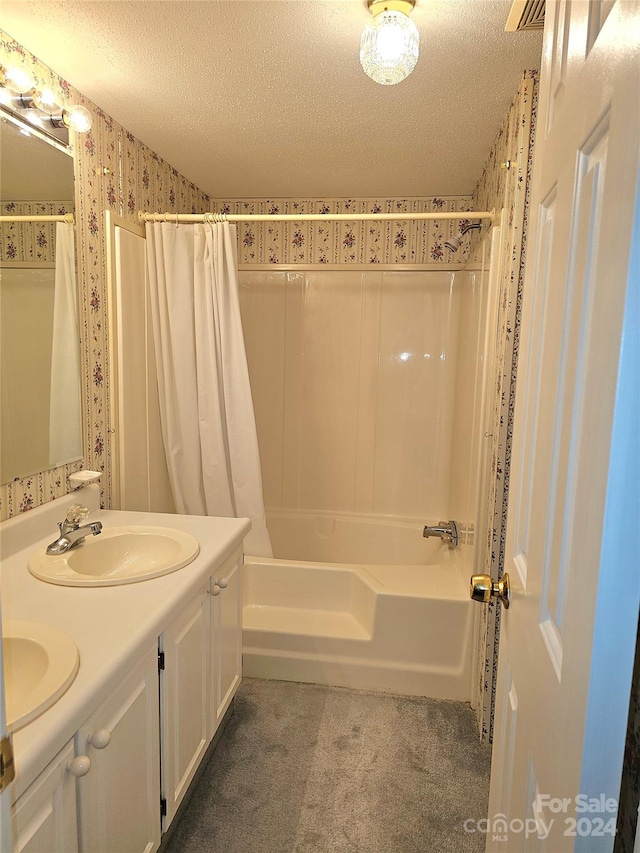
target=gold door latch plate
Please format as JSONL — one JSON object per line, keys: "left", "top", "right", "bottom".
{"left": 0, "top": 734, "right": 15, "bottom": 792}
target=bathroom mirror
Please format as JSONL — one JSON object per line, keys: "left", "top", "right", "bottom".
{"left": 0, "top": 113, "right": 82, "bottom": 484}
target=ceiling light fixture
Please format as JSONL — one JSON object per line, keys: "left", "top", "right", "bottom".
{"left": 0, "top": 64, "right": 36, "bottom": 95}
{"left": 61, "top": 104, "right": 93, "bottom": 133}
{"left": 360, "top": 0, "right": 419, "bottom": 86}
{"left": 32, "top": 88, "right": 61, "bottom": 115}
{"left": 0, "top": 63, "right": 92, "bottom": 136}
{"left": 49, "top": 106, "right": 93, "bottom": 133}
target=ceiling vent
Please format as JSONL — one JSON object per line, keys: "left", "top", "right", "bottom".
{"left": 505, "top": 0, "right": 545, "bottom": 31}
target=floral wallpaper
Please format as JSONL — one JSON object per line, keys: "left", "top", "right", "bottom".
{"left": 213, "top": 196, "right": 474, "bottom": 266}
{"left": 471, "top": 71, "right": 540, "bottom": 741}
{"left": 0, "top": 201, "right": 73, "bottom": 263}
{"left": 0, "top": 30, "right": 211, "bottom": 520}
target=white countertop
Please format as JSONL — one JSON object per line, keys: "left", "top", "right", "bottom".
{"left": 0, "top": 485, "right": 250, "bottom": 800}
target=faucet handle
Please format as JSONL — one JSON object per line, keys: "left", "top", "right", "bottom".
{"left": 66, "top": 504, "right": 90, "bottom": 525}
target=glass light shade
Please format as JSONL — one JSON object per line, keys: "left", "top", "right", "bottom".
{"left": 3, "top": 65, "right": 36, "bottom": 95}
{"left": 32, "top": 88, "right": 61, "bottom": 114}
{"left": 24, "top": 110, "right": 44, "bottom": 128}
{"left": 360, "top": 9, "right": 419, "bottom": 86}
{"left": 62, "top": 104, "right": 93, "bottom": 133}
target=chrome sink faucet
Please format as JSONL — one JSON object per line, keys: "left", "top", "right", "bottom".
{"left": 46, "top": 504, "right": 103, "bottom": 555}
{"left": 423, "top": 520, "right": 459, "bottom": 546}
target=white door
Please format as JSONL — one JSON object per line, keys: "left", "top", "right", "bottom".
{"left": 486, "top": 1, "right": 640, "bottom": 851}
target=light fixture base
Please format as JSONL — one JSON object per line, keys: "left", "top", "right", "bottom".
{"left": 368, "top": 0, "right": 415, "bottom": 17}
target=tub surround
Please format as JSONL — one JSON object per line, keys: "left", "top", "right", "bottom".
{"left": 265, "top": 509, "right": 449, "bottom": 566}
{"left": 1, "top": 484, "right": 249, "bottom": 801}
{"left": 239, "top": 269, "right": 461, "bottom": 524}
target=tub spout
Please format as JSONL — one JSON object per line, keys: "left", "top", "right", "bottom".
{"left": 423, "top": 520, "right": 459, "bottom": 546}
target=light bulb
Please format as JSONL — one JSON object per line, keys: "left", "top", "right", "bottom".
{"left": 24, "top": 110, "right": 44, "bottom": 127}
{"left": 32, "top": 88, "right": 60, "bottom": 114}
{"left": 3, "top": 65, "right": 36, "bottom": 94}
{"left": 62, "top": 104, "right": 92, "bottom": 133}
{"left": 360, "top": 8, "right": 419, "bottom": 86}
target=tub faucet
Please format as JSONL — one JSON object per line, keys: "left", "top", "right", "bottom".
{"left": 46, "top": 504, "right": 103, "bottom": 555}
{"left": 423, "top": 520, "right": 459, "bottom": 547}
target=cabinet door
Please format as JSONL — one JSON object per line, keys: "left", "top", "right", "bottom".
{"left": 75, "top": 646, "right": 160, "bottom": 853}
{"left": 210, "top": 551, "right": 243, "bottom": 736}
{"left": 13, "top": 741, "right": 78, "bottom": 853}
{"left": 159, "top": 587, "right": 209, "bottom": 829}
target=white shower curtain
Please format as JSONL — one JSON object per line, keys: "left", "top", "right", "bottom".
{"left": 49, "top": 221, "right": 82, "bottom": 466}
{"left": 145, "top": 221, "right": 272, "bottom": 557}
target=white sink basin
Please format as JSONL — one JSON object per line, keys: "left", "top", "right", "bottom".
{"left": 3, "top": 620, "right": 79, "bottom": 731}
{"left": 29, "top": 525, "right": 200, "bottom": 587}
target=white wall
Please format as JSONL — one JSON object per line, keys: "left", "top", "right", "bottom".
{"left": 239, "top": 270, "right": 461, "bottom": 524}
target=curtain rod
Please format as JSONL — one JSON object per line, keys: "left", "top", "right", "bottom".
{"left": 138, "top": 209, "right": 495, "bottom": 225}
{"left": 0, "top": 214, "right": 74, "bottom": 224}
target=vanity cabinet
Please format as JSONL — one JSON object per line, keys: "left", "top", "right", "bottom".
{"left": 10, "top": 539, "right": 244, "bottom": 852}
{"left": 159, "top": 546, "right": 243, "bottom": 829}
{"left": 159, "top": 587, "right": 210, "bottom": 829}
{"left": 13, "top": 741, "right": 78, "bottom": 853}
{"left": 75, "top": 646, "right": 161, "bottom": 853}
{"left": 210, "top": 551, "right": 243, "bottom": 734}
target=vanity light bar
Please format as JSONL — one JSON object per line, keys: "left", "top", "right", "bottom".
{"left": 0, "top": 105, "right": 70, "bottom": 154}
{"left": 138, "top": 209, "right": 496, "bottom": 225}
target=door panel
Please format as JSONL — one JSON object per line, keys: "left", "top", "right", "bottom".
{"left": 160, "top": 589, "right": 209, "bottom": 829}
{"left": 76, "top": 647, "right": 160, "bottom": 853}
{"left": 487, "top": 1, "right": 640, "bottom": 851}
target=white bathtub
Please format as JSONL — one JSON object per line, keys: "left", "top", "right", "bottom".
{"left": 244, "top": 511, "right": 474, "bottom": 700}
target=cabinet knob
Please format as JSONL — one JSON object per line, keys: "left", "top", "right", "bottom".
{"left": 216, "top": 577, "right": 228, "bottom": 589}
{"left": 210, "top": 584, "right": 221, "bottom": 596}
{"left": 89, "top": 728, "right": 112, "bottom": 749}
{"left": 67, "top": 755, "right": 91, "bottom": 777}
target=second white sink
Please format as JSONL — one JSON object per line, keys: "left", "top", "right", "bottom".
{"left": 3, "top": 620, "right": 79, "bottom": 731}
{"left": 29, "top": 525, "right": 200, "bottom": 587}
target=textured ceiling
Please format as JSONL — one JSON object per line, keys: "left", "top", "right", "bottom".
{"left": 1, "top": 1, "right": 543, "bottom": 199}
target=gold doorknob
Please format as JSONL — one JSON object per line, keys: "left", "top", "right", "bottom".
{"left": 470, "top": 573, "right": 511, "bottom": 609}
